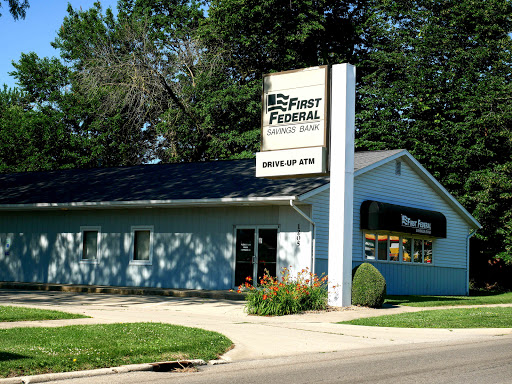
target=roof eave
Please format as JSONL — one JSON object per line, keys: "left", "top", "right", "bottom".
{"left": 0, "top": 196, "right": 298, "bottom": 211}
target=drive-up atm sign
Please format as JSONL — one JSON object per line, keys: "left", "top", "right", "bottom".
{"left": 256, "top": 66, "right": 329, "bottom": 178}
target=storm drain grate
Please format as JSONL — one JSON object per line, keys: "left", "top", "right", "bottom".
{"left": 150, "top": 361, "right": 197, "bottom": 372}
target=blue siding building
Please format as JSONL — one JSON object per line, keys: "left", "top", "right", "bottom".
{"left": 0, "top": 150, "right": 480, "bottom": 298}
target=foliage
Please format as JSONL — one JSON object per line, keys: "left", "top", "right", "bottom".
{"left": 0, "top": 0, "right": 29, "bottom": 20}
{"left": 352, "top": 263, "right": 387, "bottom": 308}
{"left": 2, "top": 0, "right": 512, "bottom": 270}
{"left": 52, "top": 0, "right": 260, "bottom": 163}
{"left": 0, "top": 322, "right": 232, "bottom": 378}
{"left": 5, "top": 50, "right": 156, "bottom": 170}
{"left": 340, "top": 307, "right": 512, "bottom": 328}
{"left": 239, "top": 268, "right": 328, "bottom": 316}
{"left": 0, "top": 84, "right": 85, "bottom": 172}
{"left": 385, "top": 292, "right": 512, "bottom": 307}
{"left": 203, "top": 0, "right": 365, "bottom": 81}
{"left": 0, "top": 305, "right": 88, "bottom": 322}
{"left": 355, "top": 0, "right": 512, "bottom": 266}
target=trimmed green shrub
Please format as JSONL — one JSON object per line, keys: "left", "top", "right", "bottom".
{"left": 352, "top": 263, "right": 387, "bottom": 308}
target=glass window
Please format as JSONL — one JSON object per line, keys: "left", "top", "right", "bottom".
{"left": 80, "top": 227, "right": 100, "bottom": 262}
{"left": 134, "top": 230, "right": 150, "bottom": 261}
{"left": 413, "top": 239, "right": 423, "bottom": 263}
{"left": 424, "top": 240, "right": 433, "bottom": 264}
{"left": 377, "top": 235, "right": 388, "bottom": 261}
{"left": 363, "top": 232, "right": 433, "bottom": 265}
{"left": 402, "top": 237, "right": 412, "bottom": 262}
{"left": 131, "top": 226, "right": 153, "bottom": 264}
{"left": 364, "top": 233, "right": 376, "bottom": 260}
{"left": 389, "top": 236, "right": 400, "bottom": 261}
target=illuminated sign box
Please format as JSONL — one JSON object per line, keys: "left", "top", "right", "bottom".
{"left": 257, "top": 66, "right": 329, "bottom": 178}
{"left": 261, "top": 66, "right": 328, "bottom": 151}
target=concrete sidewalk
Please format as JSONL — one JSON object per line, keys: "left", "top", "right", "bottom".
{"left": 1, "top": 288, "right": 511, "bottom": 363}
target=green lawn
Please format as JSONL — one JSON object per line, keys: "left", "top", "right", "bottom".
{"left": 340, "top": 307, "right": 512, "bottom": 328}
{"left": 0, "top": 306, "right": 89, "bottom": 322}
{"left": 385, "top": 291, "right": 512, "bottom": 307}
{"left": 0, "top": 323, "right": 232, "bottom": 378}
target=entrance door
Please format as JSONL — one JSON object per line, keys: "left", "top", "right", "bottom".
{"left": 235, "top": 227, "right": 278, "bottom": 287}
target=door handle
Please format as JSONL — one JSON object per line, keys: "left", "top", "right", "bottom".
{"left": 252, "top": 256, "right": 256, "bottom": 264}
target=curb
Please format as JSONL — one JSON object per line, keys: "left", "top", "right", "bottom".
{"left": 0, "top": 359, "right": 228, "bottom": 384}
{"left": 0, "top": 282, "right": 245, "bottom": 301}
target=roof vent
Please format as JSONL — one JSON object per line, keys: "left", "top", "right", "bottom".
{"left": 395, "top": 161, "right": 402, "bottom": 176}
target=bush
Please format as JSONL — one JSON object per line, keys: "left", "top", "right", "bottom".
{"left": 238, "top": 267, "right": 328, "bottom": 316}
{"left": 352, "top": 263, "right": 387, "bottom": 308}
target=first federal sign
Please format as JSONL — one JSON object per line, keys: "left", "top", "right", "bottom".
{"left": 261, "top": 66, "right": 328, "bottom": 151}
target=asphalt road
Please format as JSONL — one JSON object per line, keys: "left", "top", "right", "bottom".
{"left": 43, "top": 336, "right": 512, "bottom": 384}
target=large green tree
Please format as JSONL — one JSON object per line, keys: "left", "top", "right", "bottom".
{"left": 356, "top": 0, "right": 512, "bottom": 263}
{"left": 6, "top": 50, "right": 156, "bottom": 169}
{"left": 56, "top": 0, "right": 365, "bottom": 162}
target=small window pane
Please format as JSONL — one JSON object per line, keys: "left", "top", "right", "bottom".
{"left": 389, "top": 236, "right": 400, "bottom": 261}
{"left": 413, "top": 239, "right": 423, "bottom": 263}
{"left": 134, "top": 230, "right": 150, "bottom": 261}
{"left": 424, "top": 240, "right": 433, "bottom": 263}
{"left": 377, "top": 235, "right": 388, "bottom": 260}
{"left": 402, "top": 237, "right": 412, "bottom": 262}
{"left": 364, "top": 233, "right": 375, "bottom": 260}
{"left": 83, "top": 231, "right": 98, "bottom": 260}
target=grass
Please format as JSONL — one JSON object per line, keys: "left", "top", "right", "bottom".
{"left": 0, "top": 323, "right": 232, "bottom": 378}
{"left": 0, "top": 306, "right": 89, "bottom": 322}
{"left": 340, "top": 307, "right": 512, "bottom": 328}
{"left": 384, "top": 291, "right": 512, "bottom": 307}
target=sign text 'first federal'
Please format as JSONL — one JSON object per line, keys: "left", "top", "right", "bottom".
{"left": 267, "top": 94, "right": 322, "bottom": 125}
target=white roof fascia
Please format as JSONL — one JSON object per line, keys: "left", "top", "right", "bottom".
{"left": 0, "top": 196, "right": 297, "bottom": 211}
{"left": 297, "top": 183, "right": 330, "bottom": 201}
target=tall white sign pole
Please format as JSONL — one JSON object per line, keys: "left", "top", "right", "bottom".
{"left": 328, "top": 64, "right": 356, "bottom": 307}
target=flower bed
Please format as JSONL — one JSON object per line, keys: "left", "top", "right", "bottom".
{"left": 237, "top": 267, "right": 328, "bottom": 316}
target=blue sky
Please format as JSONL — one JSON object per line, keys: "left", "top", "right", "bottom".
{"left": 0, "top": 0, "right": 119, "bottom": 89}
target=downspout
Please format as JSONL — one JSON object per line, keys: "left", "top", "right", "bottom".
{"left": 466, "top": 228, "right": 478, "bottom": 295}
{"left": 290, "top": 200, "right": 316, "bottom": 277}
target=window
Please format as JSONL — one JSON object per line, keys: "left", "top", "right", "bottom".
{"left": 80, "top": 227, "right": 100, "bottom": 263}
{"left": 377, "top": 234, "right": 388, "bottom": 260}
{"left": 131, "top": 226, "right": 153, "bottom": 265}
{"left": 364, "top": 233, "right": 376, "bottom": 260}
{"left": 395, "top": 161, "right": 402, "bottom": 176}
{"left": 363, "top": 232, "right": 434, "bottom": 265}
{"left": 424, "top": 240, "right": 433, "bottom": 263}
{"left": 389, "top": 236, "right": 400, "bottom": 261}
{"left": 402, "top": 237, "right": 412, "bottom": 262}
{"left": 413, "top": 238, "right": 423, "bottom": 263}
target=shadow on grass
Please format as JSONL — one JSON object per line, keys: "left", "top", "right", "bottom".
{"left": 0, "top": 352, "right": 28, "bottom": 362}
{"left": 385, "top": 295, "right": 466, "bottom": 306}
{"left": 385, "top": 290, "right": 508, "bottom": 306}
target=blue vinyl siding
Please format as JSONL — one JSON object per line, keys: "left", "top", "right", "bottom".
{"left": 353, "top": 261, "right": 467, "bottom": 296}
{"left": 305, "top": 157, "right": 473, "bottom": 296}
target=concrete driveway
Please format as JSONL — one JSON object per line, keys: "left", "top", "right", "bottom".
{"left": 0, "top": 289, "right": 511, "bottom": 361}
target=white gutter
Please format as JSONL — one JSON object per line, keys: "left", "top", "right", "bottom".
{"left": 290, "top": 200, "right": 316, "bottom": 277}
{"left": 0, "top": 196, "right": 297, "bottom": 211}
{"left": 466, "top": 228, "right": 478, "bottom": 295}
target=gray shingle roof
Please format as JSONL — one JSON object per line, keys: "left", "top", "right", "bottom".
{"left": 0, "top": 150, "right": 404, "bottom": 205}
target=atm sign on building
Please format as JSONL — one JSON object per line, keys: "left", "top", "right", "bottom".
{"left": 256, "top": 66, "right": 329, "bottom": 178}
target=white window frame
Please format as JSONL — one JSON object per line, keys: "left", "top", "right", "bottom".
{"left": 130, "top": 225, "right": 154, "bottom": 265}
{"left": 362, "top": 231, "right": 434, "bottom": 266}
{"left": 80, "top": 226, "right": 101, "bottom": 264}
